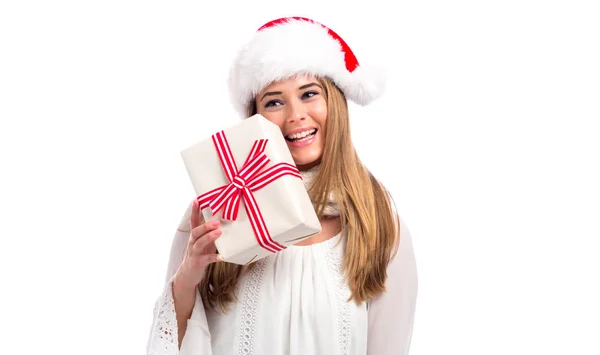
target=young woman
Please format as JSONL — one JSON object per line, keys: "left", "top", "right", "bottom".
{"left": 147, "top": 17, "right": 418, "bottom": 355}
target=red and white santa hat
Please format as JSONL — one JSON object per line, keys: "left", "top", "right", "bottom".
{"left": 228, "top": 17, "right": 386, "bottom": 118}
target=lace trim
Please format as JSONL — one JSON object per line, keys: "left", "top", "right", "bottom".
{"left": 147, "top": 281, "right": 179, "bottom": 355}
{"left": 326, "top": 240, "right": 351, "bottom": 355}
{"left": 237, "top": 259, "right": 268, "bottom": 355}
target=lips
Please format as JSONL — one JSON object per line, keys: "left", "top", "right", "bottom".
{"left": 285, "top": 128, "right": 317, "bottom": 142}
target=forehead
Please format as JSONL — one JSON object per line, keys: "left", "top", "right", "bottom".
{"left": 259, "top": 74, "right": 318, "bottom": 93}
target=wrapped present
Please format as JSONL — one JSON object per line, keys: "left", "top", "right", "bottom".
{"left": 180, "top": 114, "right": 322, "bottom": 265}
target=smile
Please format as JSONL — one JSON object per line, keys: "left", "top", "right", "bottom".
{"left": 285, "top": 128, "right": 317, "bottom": 142}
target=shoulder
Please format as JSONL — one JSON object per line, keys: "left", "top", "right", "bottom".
{"left": 387, "top": 208, "right": 418, "bottom": 290}
{"left": 382, "top": 190, "right": 411, "bottom": 250}
{"left": 384, "top": 190, "right": 416, "bottom": 268}
{"left": 395, "top": 215, "right": 414, "bottom": 259}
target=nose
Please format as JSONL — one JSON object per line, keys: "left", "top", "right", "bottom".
{"left": 286, "top": 98, "right": 306, "bottom": 123}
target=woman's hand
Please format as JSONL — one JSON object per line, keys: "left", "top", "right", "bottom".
{"left": 174, "top": 199, "right": 223, "bottom": 292}
{"left": 172, "top": 199, "right": 222, "bottom": 347}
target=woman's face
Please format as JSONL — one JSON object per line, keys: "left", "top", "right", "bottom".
{"left": 255, "top": 75, "right": 328, "bottom": 170}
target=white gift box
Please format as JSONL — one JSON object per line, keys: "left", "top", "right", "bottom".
{"left": 180, "top": 114, "right": 322, "bottom": 265}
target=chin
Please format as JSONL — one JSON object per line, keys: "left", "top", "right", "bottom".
{"left": 294, "top": 156, "right": 322, "bottom": 170}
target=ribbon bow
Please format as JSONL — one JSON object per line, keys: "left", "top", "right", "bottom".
{"left": 197, "top": 130, "right": 302, "bottom": 253}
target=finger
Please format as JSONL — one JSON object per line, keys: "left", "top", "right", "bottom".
{"left": 204, "top": 239, "right": 218, "bottom": 255}
{"left": 190, "top": 219, "right": 220, "bottom": 244}
{"left": 190, "top": 199, "right": 201, "bottom": 230}
{"left": 193, "top": 227, "right": 222, "bottom": 253}
{"left": 199, "top": 233, "right": 218, "bottom": 256}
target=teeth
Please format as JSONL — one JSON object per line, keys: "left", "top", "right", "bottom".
{"left": 287, "top": 129, "right": 316, "bottom": 140}
{"left": 295, "top": 135, "right": 313, "bottom": 142}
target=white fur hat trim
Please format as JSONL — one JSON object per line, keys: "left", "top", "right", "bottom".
{"left": 227, "top": 17, "right": 386, "bottom": 118}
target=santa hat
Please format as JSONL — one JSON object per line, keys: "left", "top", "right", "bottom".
{"left": 228, "top": 17, "right": 386, "bottom": 118}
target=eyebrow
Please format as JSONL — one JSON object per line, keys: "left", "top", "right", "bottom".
{"left": 299, "top": 82, "right": 322, "bottom": 91}
{"left": 260, "top": 91, "right": 282, "bottom": 102}
{"left": 259, "top": 82, "right": 323, "bottom": 102}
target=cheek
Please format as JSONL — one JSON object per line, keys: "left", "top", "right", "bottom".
{"left": 309, "top": 101, "right": 328, "bottom": 124}
{"left": 258, "top": 111, "right": 286, "bottom": 129}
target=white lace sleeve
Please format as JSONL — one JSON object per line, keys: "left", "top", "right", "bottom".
{"left": 146, "top": 202, "right": 213, "bottom": 355}
{"left": 366, "top": 216, "right": 419, "bottom": 355}
{"left": 146, "top": 275, "right": 180, "bottom": 355}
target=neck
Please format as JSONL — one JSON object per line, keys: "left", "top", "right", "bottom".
{"left": 299, "top": 163, "right": 340, "bottom": 217}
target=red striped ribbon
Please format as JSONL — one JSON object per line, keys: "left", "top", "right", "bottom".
{"left": 197, "top": 131, "right": 302, "bottom": 253}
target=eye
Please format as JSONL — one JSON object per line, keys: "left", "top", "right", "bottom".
{"left": 264, "top": 100, "right": 282, "bottom": 108}
{"left": 302, "top": 91, "right": 319, "bottom": 99}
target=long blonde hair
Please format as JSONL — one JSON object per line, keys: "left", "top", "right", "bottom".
{"left": 199, "top": 76, "right": 400, "bottom": 312}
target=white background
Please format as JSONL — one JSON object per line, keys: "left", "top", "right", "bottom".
{"left": 1, "top": 0, "right": 599, "bottom": 354}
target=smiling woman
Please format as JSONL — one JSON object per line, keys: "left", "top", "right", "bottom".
{"left": 252, "top": 76, "right": 328, "bottom": 169}
{"left": 146, "top": 16, "right": 418, "bottom": 355}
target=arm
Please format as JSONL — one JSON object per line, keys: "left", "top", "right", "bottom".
{"left": 170, "top": 202, "right": 202, "bottom": 348}
{"left": 366, "top": 216, "right": 419, "bottom": 354}
{"left": 173, "top": 275, "right": 197, "bottom": 348}
{"left": 146, "top": 202, "right": 213, "bottom": 355}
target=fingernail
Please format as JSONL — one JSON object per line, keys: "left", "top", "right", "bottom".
{"left": 217, "top": 255, "right": 223, "bottom": 262}
{"left": 211, "top": 220, "right": 220, "bottom": 227}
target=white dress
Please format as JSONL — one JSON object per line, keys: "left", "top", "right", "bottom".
{"left": 146, "top": 203, "right": 418, "bottom": 355}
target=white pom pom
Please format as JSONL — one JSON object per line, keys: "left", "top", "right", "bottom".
{"left": 340, "top": 65, "right": 387, "bottom": 106}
